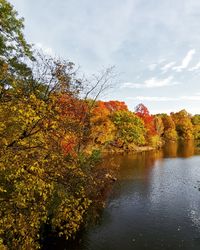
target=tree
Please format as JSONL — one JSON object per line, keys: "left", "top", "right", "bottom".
{"left": 104, "top": 100, "right": 128, "bottom": 112}
{"left": 153, "top": 115, "right": 164, "bottom": 136}
{"left": 0, "top": 68, "right": 93, "bottom": 249}
{"left": 111, "top": 110, "right": 146, "bottom": 149}
{"left": 0, "top": 0, "right": 46, "bottom": 105}
{"left": 89, "top": 100, "right": 128, "bottom": 147}
{"left": 0, "top": 4, "right": 115, "bottom": 245}
{"left": 90, "top": 101, "right": 115, "bottom": 146}
{"left": 191, "top": 114, "right": 200, "bottom": 139}
{"left": 135, "top": 103, "right": 156, "bottom": 136}
{"left": 0, "top": 24, "right": 115, "bottom": 248}
{"left": 0, "top": 0, "right": 33, "bottom": 72}
{"left": 161, "top": 114, "right": 178, "bottom": 141}
{"left": 171, "top": 110, "right": 193, "bottom": 140}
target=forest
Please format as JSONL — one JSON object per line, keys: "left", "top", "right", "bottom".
{"left": 1, "top": 0, "right": 200, "bottom": 249}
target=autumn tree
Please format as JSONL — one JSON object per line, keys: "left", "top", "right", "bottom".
{"left": 153, "top": 115, "right": 164, "bottom": 136}
{"left": 0, "top": 59, "right": 94, "bottom": 250}
{"left": 159, "top": 114, "right": 177, "bottom": 141}
{"left": 191, "top": 114, "right": 200, "bottom": 139}
{"left": 89, "top": 101, "right": 115, "bottom": 147}
{"left": 0, "top": 3, "right": 115, "bottom": 248}
{"left": 89, "top": 100, "right": 127, "bottom": 147}
{"left": 75, "top": 66, "right": 117, "bottom": 152}
{"left": 171, "top": 110, "right": 193, "bottom": 140}
{"left": 104, "top": 100, "right": 128, "bottom": 112}
{"left": 135, "top": 103, "right": 156, "bottom": 136}
{"left": 0, "top": 25, "right": 117, "bottom": 250}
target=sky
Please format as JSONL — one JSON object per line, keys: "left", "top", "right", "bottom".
{"left": 9, "top": 0, "right": 200, "bottom": 114}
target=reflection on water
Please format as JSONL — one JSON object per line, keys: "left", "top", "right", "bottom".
{"left": 65, "top": 141, "right": 200, "bottom": 250}
{"left": 163, "top": 140, "right": 200, "bottom": 158}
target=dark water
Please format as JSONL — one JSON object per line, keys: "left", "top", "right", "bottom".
{"left": 47, "top": 141, "right": 200, "bottom": 250}
{"left": 74, "top": 141, "right": 200, "bottom": 250}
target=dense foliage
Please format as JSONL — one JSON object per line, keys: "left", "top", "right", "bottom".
{"left": 1, "top": 1, "right": 200, "bottom": 249}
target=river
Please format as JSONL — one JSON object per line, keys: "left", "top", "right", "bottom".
{"left": 47, "top": 141, "right": 200, "bottom": 250}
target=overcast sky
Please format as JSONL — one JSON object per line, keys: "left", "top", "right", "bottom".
{"left": 9, "top": 0, "right": 200, "bottom": 114}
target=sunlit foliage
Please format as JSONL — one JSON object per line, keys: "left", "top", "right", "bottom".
{"left": 160, "top": 114, "right": 178, "bottom": 141}
{"left": 171, "top": 110, "right": 194, "bottom": 140}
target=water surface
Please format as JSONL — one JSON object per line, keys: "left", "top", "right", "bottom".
{"left": 77, "top": 141, "right": 200, "bottom": 250}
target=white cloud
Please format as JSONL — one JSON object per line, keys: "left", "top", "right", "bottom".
{"left": 189, "top": 62, "right": 200, "bottom": 71}
{"left": 161, "top": 61, "right": 176, "bottom": 73}
{"left": 173, "top": 49, "right": 196, "bottom": 72}
{"left": 145, "top": 76, "right": 176, "bottom": 87}
{"left": 121, "top": 76, "right": 178, "bottom": 89}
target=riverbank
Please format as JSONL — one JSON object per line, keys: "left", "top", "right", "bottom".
{"left": 103, "top": 145, "right": 155, "bottom": 153}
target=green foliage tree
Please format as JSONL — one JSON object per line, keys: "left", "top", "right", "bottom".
{"left": 0, "top": 0, "right": 33, "bottom": 71}
{"left": 0, "top": 0, "right": 43, "bottom": 103}
{"left": 111, "top": 110, "right": 146, "bottom": 149}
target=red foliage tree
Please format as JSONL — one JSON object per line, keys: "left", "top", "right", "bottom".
{"left": 135, "top": 103, "right": 156, "bottom": 136}
{"left": 56, "top": 93, "right": 88, "bottom": 155}
{"left": 58, "top": 93, "right": 87, "bottom": 122}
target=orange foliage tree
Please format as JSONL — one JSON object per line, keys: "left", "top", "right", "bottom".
{"left": 90, "top": 101, "right": 115, "bottom": 146}
{"left": 104, "top": 100, "right": 128, "bottom": 112}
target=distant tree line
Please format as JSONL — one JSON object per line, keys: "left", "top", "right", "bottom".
{"left": 89, "top": 101, "right": 200, "bottom": 151}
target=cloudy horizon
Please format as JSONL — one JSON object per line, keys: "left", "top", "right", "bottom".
{"left": 9, "top": 0, "right": 200, "bottom": 114}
